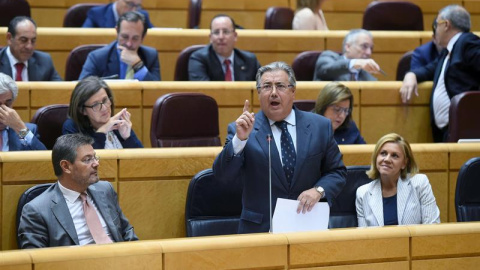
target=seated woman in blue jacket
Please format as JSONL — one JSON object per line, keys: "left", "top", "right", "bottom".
{"left": 314, "top": 82, "right": 366, "bottom": 144}
{"left": 356, "top": 133, "right": 440, "bottom": 226}
{"left": 63, "top": 76, "right": 143, "bottom": 149}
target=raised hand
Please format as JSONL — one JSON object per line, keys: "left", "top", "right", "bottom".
{"left": 235, "top": 100, "right": 255, "bottom": 141}
{"left": 117, "top": 45, "right": 141, "bottom": 66}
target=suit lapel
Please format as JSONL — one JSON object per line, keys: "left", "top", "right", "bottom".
{"left": 88, "top": 185, "right": 118, "bottom": 242}
{"left": 51, "top": 184, "right": 80, "bottom": 245}
{"left": 397, "top": 177, "right": 411, "bottom": 224}
{"left": 290, "top": 109, "right": 311, "bottom": 187}
{"left": 233, "top": 51, "right": 247, "bottom": 81}
{"left": 7, "top": 128, "right": 23, "bottom": 150}
{"left": 27, "top": 56, "right": 38, "bottom": 81}
{"left": 207, "top": 45, "right": 225, "bottom": 81}
{"left": 254, "top": 111, "right": 289, "bottom": 190}
{"left": 0, "top": 49, "right": 12, "bottom": 76}
{"left": 368, "top": 180, "right": 384, "bottom": 226}
{"left": 107, "top": 43, "right": 120, "bottom": 77}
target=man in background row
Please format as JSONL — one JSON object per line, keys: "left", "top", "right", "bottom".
{"left": 188, "top": 14, "right": 260, "bottom": 81}
{"left": 400, "top": 5, "right": 480, "bottom": 142}
{"left": 0, "top": 73, "right": 46, "bottom": 151}
{"left": 0, "top": 16, "right": 62, "bottom": 81}
{"left": 80, "top": 11, "right": 161, "bottom": 81}
{"left": 83, "top": 0, "right": 154, "bottom": 28}
{"left": 410, "top": 18, "right": 443, "bottom": 70}
{"left": 314, "top": 29, "right": 381, "bottom": 81}
{"left": 18, "top": 133, "right": 138, "bottom": 248}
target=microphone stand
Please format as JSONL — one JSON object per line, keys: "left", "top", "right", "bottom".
{"left": 267, "top": 134, "right": 273, "bottom": 233}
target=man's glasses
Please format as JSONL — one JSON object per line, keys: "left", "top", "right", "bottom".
{"left": 211, "top": 29, "right": 234, "bottom": 36}
{"left": 329, "top": 104, "right": 351, "bottom": 116}
{"left": 83, "top": 97, "right": 112, "bottom": 112}
{"left": 257, "top": 83, "right": 294, "bottom": 93}
{"left": 81, "top": 155, "right": 100, "bottom": 165}
{"left": 123, "top": 0, "right": 142, "bottom": 9}
{"left": 434, "top": 19, "right": 447, "bottom": 32}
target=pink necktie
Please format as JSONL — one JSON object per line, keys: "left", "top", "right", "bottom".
{"left": 80, "top": 193, "right": 113, "bottom": 244}
{"left": 15, "top": 63, "right": 25, "bottom": 81}
{"left": 224, "top": 59, "right": 232, "bottom": 81}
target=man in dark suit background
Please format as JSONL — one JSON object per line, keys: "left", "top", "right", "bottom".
{"left": 314, "top": 29, "right": 381, "bottom": 81}
{"left": 400, "top": 5, "right": 480, "bottom": 142}
{"left": 213, "top": 61, "right": 346, "bottom": 234}
{"left": 82, "top": 0, "right": 154, "bottom": 28}
{"left": 18, "top": 133, "right": 138, "bottom": 248}
{"left": 0, "top": 73, "right": 46, "bottom": 151}
{"left": 0, "top": 16, "right": 62, "bottom": 81}
{"left": 80, "top": 11, "right": 160, "bottom": 81}
{"left": 410, "top": 19, "right": 443, "bottom": 70}
{"left": 188, "top": 14, "right": 260, "bottom": 81}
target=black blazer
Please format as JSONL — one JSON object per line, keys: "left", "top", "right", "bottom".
{"left": 188, "top": 44, "right": 260, "bottom": 81}
{"left": 0, "top": 47, "right": 62, "bottom": 81}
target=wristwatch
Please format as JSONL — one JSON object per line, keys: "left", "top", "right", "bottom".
{"left": 314, "top": 185, "right": 325, "bottom": 199}
{"left": 18, "top": 128, "right": 29, "bottom": 139}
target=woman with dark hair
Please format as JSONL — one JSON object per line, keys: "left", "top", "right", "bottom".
{"left": 356, "top": 133, "right": 440, "bottom": 227}
{"left": 62, "top": 76, "right": 143, "bottom": 149}
{"left": 314, "top": 82, "right": 365, "bottom": 144}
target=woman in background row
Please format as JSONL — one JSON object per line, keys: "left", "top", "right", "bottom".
{"left": 314, "top": 82, "right": 365, "bottom": 144}
{"left": 63, "top": 76, "right": 143, "bottom": 149}
{"left": 293, "top": 0, "right": 328, "bottom": 30}
{"left": 356, "top": 133, "right": 440, "bottom": 227}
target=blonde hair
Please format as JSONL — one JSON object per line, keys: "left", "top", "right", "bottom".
{"left": 366, "top": 133, "right": 418, "bottom": 180}
{"left": 296, "top": 0, "right": 320, "bottom": 12}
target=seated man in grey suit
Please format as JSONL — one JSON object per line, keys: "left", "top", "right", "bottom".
{"left": 0, "top": 16, "right": 62, "bottom": 81}
{"left": 0, "top": 73, "right": 46, "bottom": 151}
{"left": 314, "top": 29, "right": 381, "bottom": 81}
{"left": 18, "top": 133, "right": 138, "bottom": 248}
{"left": 79, "top": 11, "right": 161, "bottom": 81}
{"left": 188, "top": 14, "right": 260, "bottom": 81}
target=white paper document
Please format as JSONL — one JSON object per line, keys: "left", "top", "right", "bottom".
{"left": 272, "top": 198, "right": 330, "bottom": 233}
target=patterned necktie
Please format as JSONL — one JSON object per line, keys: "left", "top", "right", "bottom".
{"left": 125, "top": 65, "right": 134, "bottom": 79}
{"left": 15, "top": 63, "right": 25, "bottom": 81}
{"left": 224, "top": 59, "right": 232, "bottom": 81}
{"left": 275, "top": 121, "right": 296, "bottom": 185}
{"left": 80, "top": 193, "right": 113, "bottom": 244}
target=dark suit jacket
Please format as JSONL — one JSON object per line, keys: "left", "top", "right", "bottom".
{"left": 213, "top": 108, "right": 346, "bottom": 233}
{"left": 0, "top": 47, "right": 62, "bottom": 81}
{"left": 18, "top": 181, "right": 138, "bottom": 248}
{"left": 79, "top": 41, "right": 161, "bottom": 81}
{"left": 334, "top": 120, "right": 366, "bottom": 145}
{"left": 188, "top": 44, "right": 260, "bottom": 81}
{"left": 82, "top": 3, "right": 154, "bottom": 28}
{"left": 62, "top": 118, "right": 143, "bottom": 149}
{"left": 411, "top": 32, "right": 480, "bottom": 140}
{"left": 313, "top": 50, "right": 377, "bottom": 81}
{"left": 411, "top": 41, "right": 440, "bottom": 70}
{"left": 7, "top": 123, "right": 47, "bottom": 151}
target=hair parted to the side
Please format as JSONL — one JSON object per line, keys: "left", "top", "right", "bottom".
{"left": 52, "top": 134, "right": 94, "bottom": 177}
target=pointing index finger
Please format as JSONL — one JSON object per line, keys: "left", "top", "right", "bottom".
{"left": 243, "top": 100, "right": 250, "bottom": 113}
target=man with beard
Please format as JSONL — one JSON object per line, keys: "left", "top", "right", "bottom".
{"left": 18, "top": 133, "right": 138, "bottom": 248}
{"left": 80, "top": 11, "right": 160, "bottom": 81}
{"left": 0, "top": 16, "right": 62, "bottom": 81}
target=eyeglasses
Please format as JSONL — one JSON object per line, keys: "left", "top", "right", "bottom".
{"left": 81, "top": 154, "right": 100, "bottom": 165}
{"left": 83, "top": 97, "right": 112, "bottom": 112}
{"left": 211, "top": 29, "right": 234, "bottom": 36}
{"left": 0, "top": 99, "right": 13, "bottom": 108}
{"left": 123, "top": 0, "right": 142, "bottom": 9}
{"left": 356, "top": 42, "right": 374, "bottom": 51}
{"left": 329, "top": 104, "right": 351, "bottom": 116}
{"left": 257, "top": 83, "right": 294, "bottom": 93}
{"left": 434, "top": 19, "right": 447, "bottom": 32}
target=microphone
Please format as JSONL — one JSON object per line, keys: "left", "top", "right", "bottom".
{"left": 266, "top": 134, "right": 273, "bottom": 233}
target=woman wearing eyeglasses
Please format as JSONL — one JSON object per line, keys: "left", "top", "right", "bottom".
{"left": 314, "top": 82, "right": 365, "bottom": 144}
{"left": 62, "top": 76, "right": 143, "bottom": 149}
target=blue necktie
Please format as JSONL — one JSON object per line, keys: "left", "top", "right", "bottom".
{"left": 275, "top": 121, "right": 296, "bottom": 185}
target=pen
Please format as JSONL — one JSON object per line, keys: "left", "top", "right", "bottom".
{"left": 379, "top": 69, "right": 387, "bottom": 76}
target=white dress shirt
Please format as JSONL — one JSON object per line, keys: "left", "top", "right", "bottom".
{"left": 6, "top": 47, "right": 28, "bottom": 81}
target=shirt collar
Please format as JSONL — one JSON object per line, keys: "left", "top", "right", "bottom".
{"left": 446, "top": 32, "right": 462, "bottom": 53}
{"left": 6, "top": 47, "right": 28, "bottom": 68}
{"left": 215, "top": 51, "right": 234, "bottom": 66}
{"left": 268, "top": 108, "right": 296, "bottom": 127}
{"left": 58, "top": 181, "right": 83, "bottom": 203}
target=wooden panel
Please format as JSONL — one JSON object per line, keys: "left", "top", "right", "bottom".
{"left": 412, "top": 256, "right": 480, "bottom": 270}
{"left": 28, "top": 241, "right": 163, "bottom": 270}
{"left": 0, "top": 250, "right": 32, "bottom": 270}
{"left": 409, "top": 222, "right": 480, "bottom": 258}
{"left": 161, "top": 234, "right": 288, "bottom": 269}
{"left": 297, "top": 261, "right": 408, "bottom": 270}
{"left": 424, "top": 172, "right": 448, "bottom": 222}
{"left": 287, "top": 227, "right": 410, "bottom": 268}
